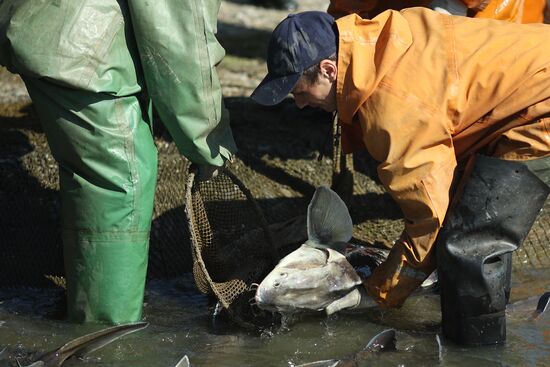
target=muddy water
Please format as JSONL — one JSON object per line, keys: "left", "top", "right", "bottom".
{"left": 0, "top": 268, "right": 548, "bottom": 367}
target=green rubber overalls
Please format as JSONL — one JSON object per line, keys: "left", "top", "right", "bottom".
{"left": 0, "top": 0, "right": 236, "bottom": 323}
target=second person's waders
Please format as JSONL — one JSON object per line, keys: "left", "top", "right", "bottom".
{"left": 0, "top": 0, "right": 236, "bottom": 323}
{"left": 437, "top": 155, "right": 550, "bottom": 346}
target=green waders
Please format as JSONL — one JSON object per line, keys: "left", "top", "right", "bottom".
{"left": 23, "top": 77, "right": 157, "bottom": 324}
{"left": 0, "top": 0, "right": 236, "bottom": 324}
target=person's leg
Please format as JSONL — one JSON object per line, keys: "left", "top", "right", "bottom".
{"left": 23, "top": 77, "right": 157, "bottom": 323}
{"left": 437, "top": 155, "right": 549, "bottom": 345}
{"left": 501, "top": 156, "right": 550, "bottom": 302}
{"left": 522, "top": 156, "right": 550, "bottom": 186}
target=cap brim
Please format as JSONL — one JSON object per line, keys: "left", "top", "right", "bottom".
{"left": 250, "top": 72, "right": 301, "bottom": 106}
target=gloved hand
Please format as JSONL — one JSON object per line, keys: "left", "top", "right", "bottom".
{"left": 326, "top": 286, "right": 378, "bottom": 315}
{"left": 196, "top": 163, "right": 222, "bottom": 182}
{"left": 193, "top": 156, "right": 232, "bottom": 182}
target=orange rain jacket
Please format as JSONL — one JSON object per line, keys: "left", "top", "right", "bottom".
{"left": 335, "top": 8, "right": 550, "bottom": 307}
{"left": 327, "top": 0, "right": 546, "bottom": 23}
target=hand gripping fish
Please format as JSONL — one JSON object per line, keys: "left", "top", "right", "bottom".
{"left": 254, "top": 186, "right": 381, "bottom": 316}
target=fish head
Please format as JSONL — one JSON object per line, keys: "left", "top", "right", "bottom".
{"left": 255, "top": 244, "right": 362, "bottom": 314}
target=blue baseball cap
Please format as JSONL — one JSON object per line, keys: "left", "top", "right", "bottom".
{"left": 250, "top": 11, "right": 337, "bottom": 106}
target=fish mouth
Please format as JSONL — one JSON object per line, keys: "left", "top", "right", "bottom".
{"left": 255, "top": 291, "right": 301, "bottom": 314}
{"left": 256, "top": 302, "right": 280, "bottom": 313}
{"left": 255, "top": 296, "right": 314, "bottom": 314}
{"left": 257, "top": 303, "right": 301, "bottom": 314}
{"left": 254, "top": 292, "right": 278, "bottom": 312}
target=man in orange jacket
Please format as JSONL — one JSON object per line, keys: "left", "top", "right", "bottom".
{"left": 251, "top": 10, "right": 550, "bottom": 344}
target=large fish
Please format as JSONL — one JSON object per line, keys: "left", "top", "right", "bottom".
{"left": 16, "top": 322, "right": 148, "bottom": 367}
{"left": 254, "top": 186, "right": 389, "bottom": 316}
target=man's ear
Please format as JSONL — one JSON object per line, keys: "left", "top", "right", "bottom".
{"left": 319, "top": 59, "right": 338, "bottom": 81}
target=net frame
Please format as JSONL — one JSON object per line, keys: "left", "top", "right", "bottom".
{"left": 185, "top": 165, "right": 280, "bottom": 329}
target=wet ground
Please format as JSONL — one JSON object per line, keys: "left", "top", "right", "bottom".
{"left": 1, "top": 0, "right": 550, "bottom": 366}
{"left": 0, "top": 272, "right": 549, "bottom": 367}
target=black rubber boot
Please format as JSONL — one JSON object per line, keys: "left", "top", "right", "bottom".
{"left": 437, "top": 155, "right": 549, "bottom": 346}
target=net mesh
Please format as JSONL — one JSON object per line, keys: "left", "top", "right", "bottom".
{"left": 513, "top": 200, "right": 550, "bottom": 269}
{"left": 185, "top": 166, "right": 280, "bottom": 328}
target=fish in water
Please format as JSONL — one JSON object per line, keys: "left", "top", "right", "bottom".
{"left": 294, "top": 328, "right": 397, "bottom": 367}
{"left": 174, "top": 329, "right": 396, "bottom": 367}
{"left": 16, "top": 322, "right": 148, "bottom": 367}
{"left": 535, "top": 291, "right": 550, "bottom": 317}
{"left": 174, "top": 355, "right": 190, "bottom": 367}
{"left": 505, "top": 291, "right": 550, "bottom": 321}
{"left": 254, "top": 186, "right": 387, "bottom": 316}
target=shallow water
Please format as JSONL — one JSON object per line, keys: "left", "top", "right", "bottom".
{"left": 0, "top": 269, "right": 549, "bottom": 367}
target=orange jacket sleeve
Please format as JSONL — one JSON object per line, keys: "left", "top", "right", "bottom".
{"left": 356, "top": 89, "right": 458, "bottom": 307}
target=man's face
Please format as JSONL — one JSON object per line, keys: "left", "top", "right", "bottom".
{"left": 290, "top": 60, "right": 337, "bottom": 112}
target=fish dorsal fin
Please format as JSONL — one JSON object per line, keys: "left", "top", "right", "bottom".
{"left": 537, "top": 292, "right": 550, "bottom": 314}
{"left": 364, "top": 329, "right": 396, "bottom": 352}
{"left": 307, "top": 186, "right": 352, "bottom": 250}
{"left": 174, "top": 355, "right": 191, "bottom": 367}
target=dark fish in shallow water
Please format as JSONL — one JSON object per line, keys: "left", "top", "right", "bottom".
{"left": 174, "top": 355, "right": 190, "bottom": 367}
{"left": 20, "top": 322, "right": 148, "bottom": 367}
{"left": 506, "top": 291, "right": 550, "bottom": 321}
{"left": 535, "top": 291, "right": 550, "bottom": 318}
{"left": 294, "top": 329, "right": 397, "bottom": 367}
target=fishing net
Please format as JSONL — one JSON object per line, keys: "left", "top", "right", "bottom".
{"left": 185, "top": 165, "right": 282, "bottom": 329}
{"left": 513, "top": 199, "right": 550, "bottom": 269}
{"left": 2, "top": 103, "right": 550, "bottom": 316}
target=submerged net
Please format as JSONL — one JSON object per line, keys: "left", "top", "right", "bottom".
{"left": 185, "top": 166, "right": 281, "bottom": 329}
